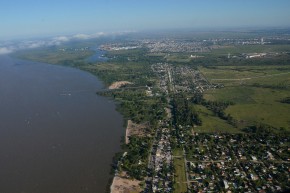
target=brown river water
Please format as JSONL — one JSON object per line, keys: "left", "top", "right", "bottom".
{"left": 0, "top": 55, "right": 123, "bottom": 193}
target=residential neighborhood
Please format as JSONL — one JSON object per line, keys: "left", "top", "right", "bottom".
{"left": 184, "top": 133, "right": 289, "bottom": 192}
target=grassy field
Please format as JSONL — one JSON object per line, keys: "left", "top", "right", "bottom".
{"left": 201, "top": 65, "right": 290, "bottom": 131}
{"left": 173, "top": 152, "right": 187, "bottom": 193}
{"left": 200, "top": 65, "right": 290, "bottom": 83}
{"left": 194, "top": 105, "right": 240, "bottom": 133}
{"left": 210, "top": 45, "right": 290, "bottom": 55}
{"left": 166, "top": 53, "right": 191, "bottom": 63}
{"left": 225, "top": 88, "right": 290, "bottom": 129}
{"left": 172, "top": 148, "right": 183, "bottom": 157}
{"left": 204, "top": 86, "right": 256, "bottom": 104}
{"left": 14, "top": 48, "right": 94, "bottom": 65}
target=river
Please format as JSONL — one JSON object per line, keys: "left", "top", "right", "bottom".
{"left": 86, "top": 48, "right": 108, "bottom": 63}
{"left": 0, "top": 55, "right": 123, "bottom": 193}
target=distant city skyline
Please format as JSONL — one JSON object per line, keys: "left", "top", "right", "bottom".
{"left": 1, "top": 0, "right": 290, "bottom": 40}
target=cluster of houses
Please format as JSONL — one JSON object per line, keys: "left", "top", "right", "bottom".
{"left": 184, "top": 133, "right": 289, "bottom": 192}
{"left": 170, "top": 65, "right": 215, "bottom": 93}
{"left": 100, "top": 36, "right": 276, "bottom": 55}
{"left": 151, "top": 128, "right": 173, "bottom": 193}
{"left": 141, "top": 60, "right": 289, "bottom": 193}
{"left": 144, "top": 40, "right": 211, "bottom": 53}
{"left": 151, "top": 63, "right": 215, "bottom": 95}
{"left": 151, "top": 63, "right": 173, "bottom": 94}
{"left": 110, "top": 47, "right": 289, "bottom": 192}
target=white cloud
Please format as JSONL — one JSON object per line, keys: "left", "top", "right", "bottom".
{"left": 73, "top": 32, "right": 106, "bottom": 40}
{"left": 73, "top": 34, "right": 91, "bottom": 40}
{"left": 25, "top": 41, "right": 46, "bottom": 49}
{"left": 73, "top": 31, "right": 136, "bottom": 40}
{"left": 53, "top": 36, "right": 70, "bottom": 42}
{"left": 0, "top": 31, "right": 133, "bottom": 54}
{"left": 0, "top": 47, "right": 13, "bottom": 55}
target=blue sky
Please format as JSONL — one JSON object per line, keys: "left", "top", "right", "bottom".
{"left": 1, "top": 0, "right": 290, "bottom": 40}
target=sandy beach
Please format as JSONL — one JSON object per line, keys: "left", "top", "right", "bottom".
{"left": 125, "top": 120, "right": 148, "bottom": 144}
{"left": 109, "top": 81, "right": 132, "bottom": 89}
{"left": 110, "top": 172, "right": 142, "bottom": 193}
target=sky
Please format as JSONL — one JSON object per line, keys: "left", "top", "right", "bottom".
{"left": 0, "top": 0, "right": 290, "bottom": 40}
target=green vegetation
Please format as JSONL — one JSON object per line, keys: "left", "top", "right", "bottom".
{"left": 166, "top": 53, "right": 191, "bottom": 63}
{"left": 280, "top": 96, "right": 290, "bottom": 104}
{"left": 172, "top": 148, "right": 183, "bottom": 157}
{"left": 173, "top": 156, "right": 187, "bottom": 193}
{"left": 194, "top": 105, "right": 239, "bottom": 133}
{"left": 172, "top": 94, "right": 202, "bottom": 127}
{"left": 185, "top": 131, "right": 290, "bottom": 192}
{"left": 12, "top": 33, "right": 290, "bottom": 192}
{"left": 210, "top": 45, "right": 290, "bottom": 55}
{"left": 187, "top": 44, "right": 290, "bottom": 66}
{"left": 201, "top": 65, "right": 290, "bottom": 131}
{"left": 120, "top": 136, "right": 151, "bottom": 180}
{"left": 199, "top": 65, "right": 290, "bottom": 85}
{"left": 14, "top": 47, "right": 94, "bottom": 66}
{"left": 100, "top": 90, "right": 167, "bottom": 125}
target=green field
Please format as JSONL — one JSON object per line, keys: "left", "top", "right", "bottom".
{"left": 194, "top": 105, "right": 240, "bottom": 133}
{"left": 173, "top": 155, "right": 187, "bottom": 193}
{"left": 172, "top": 148, "right": 183, "bottom": 157}
{"left": 225, "top": 88, "right": 290, "bottom": 129}
{"left": 200, "top": 65, "right": 290, "bottom": 83}
{"left": 210, "top": 45, "right": 290, "bottom": 55}
{"left": 201, "top": 65, "right": 290, "bottom": 131}
{"left": 14, "top": 48, "right": 94, "bottom": 65}
{"left": 166, "top": 53, "right": 191, "bottom": 63}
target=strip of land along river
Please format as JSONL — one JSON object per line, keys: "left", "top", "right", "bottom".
{"left": 0, "top": 55, "right": 123, "bottom": 193}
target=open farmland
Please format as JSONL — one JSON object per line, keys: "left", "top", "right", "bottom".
{"left": 201, "top": 65, "right": 290, "bottom": 131}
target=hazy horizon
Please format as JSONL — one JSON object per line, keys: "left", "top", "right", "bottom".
{"left": 1, "top": 0, "right": 290, "bottom": 40}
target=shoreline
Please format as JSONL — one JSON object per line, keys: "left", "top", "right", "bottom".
{"left": 108, "top": 81, "right": 133, "bottom": 89}
{"left": 109, "top": 120, "right": 147, "bottom": 193}
{"left": 110, "top": 172, "right": 142, "bottom": 193}
{"left": 12, "top": 51, "right": 142, "bottom": 193}
{"left": 125, "top": 121, "right": 130, "bottom": 144}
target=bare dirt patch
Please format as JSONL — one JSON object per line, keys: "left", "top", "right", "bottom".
{"left": 109, "top": 81, "right": 133, "bottom": 89}
{"left": 125, "top": 120, "right": 148, "bottom": 144}
{"left": 110, "top": 172, "right": 142, "bottom": 193}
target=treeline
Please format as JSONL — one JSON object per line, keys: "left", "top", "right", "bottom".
{"left": 105, "top": 48, "right": 165, "bottom": 64}
{"left": 252, "top": 83, "right": 289, "bottom": 90}
{"left": 120, "top": 136, "right": 152, "bottom": 180}
{"left": 202, "top": 100, "right": 234, "bottom": 120}
{"left": 171, "top": 94, "right": 202, "bottom": 127}
{"left": 280, "top": 97, "right": 290, "bottom": 104}
{"left": 83, "top": 62, "right": 155, "bottom": 87}
{"left": 170, "top": 92, "right": 237, "bottom": 129}
{"left": 99, "top": 90, "right": 167, "bottom": 127}
{"left": 191, "top": 92, "right": 234, "bottom": 119}
{"left": 188, "top": 56, "right": 290, "bottom": 67}
{"left": 242, "top": 124, "right": 290, "bottom": 137}
{"left": 190, "top": 92, "right": 237, "bottom": 127}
